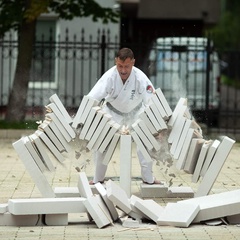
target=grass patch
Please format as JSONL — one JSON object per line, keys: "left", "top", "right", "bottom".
{"left": 0, "top": 120, "right": 38, "bottom": 129}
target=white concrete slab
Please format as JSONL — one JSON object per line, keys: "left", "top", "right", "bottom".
{"left": 106, "top": 179, "right": 131, "bottom": 214}
{"left": 167, "top": 187, "right": 194, "bottom": 198}
{"left": 149, "top": 103, "right": 168, "bottom": 129}
{"left": 8, "top": 198, "right": 86, "bottom": 215}
{"left": 195, "top": 136, "right": 235, "bottom": 197}
{"left": 155, "top": 88, "right": 172, "bottom": 117}
{"left": 139, "top": 111, "right": 158, "bottom": 135}
{"left": 144, "top": 106, "right": 162, "bottom": 132}
{"left": 129, "top": 195, "right": 150, "bottom": 220}
{"left": 157, "top": 202, "right": 199, "bottom": 227}
{"left": 54, "top": 187, "right": 80, "bottom": 198}
{"left": 44, "top": 214, "right": 68, "bottom": 226}
{"left": 0, "top": 204, "right": 8, "bottom": 214}
{"left": 12, "top": 138, "right": 55, "bottom": 198}
{"left": 77, "top": 172, "right": 93, "bottom": 198}
{"left": 140, "top": 183, "right": 168, "bottom": 198}
{"left": 150, "top": 93, "right": 168, "bottom": 120}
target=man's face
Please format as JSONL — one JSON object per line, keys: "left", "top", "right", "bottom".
{"left": 115, "top": 57, "right": 135, "bottom": 82}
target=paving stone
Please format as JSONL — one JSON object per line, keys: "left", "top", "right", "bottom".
{"left": 140, "top": 183, "right": 168, "bottom": 198}
{"left": 157, "top": 202, "right": 199, "bottom": 227}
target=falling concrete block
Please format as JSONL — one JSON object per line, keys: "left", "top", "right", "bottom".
{"left": 54, "top": 187, "right": 80, "bottom": 198}
{"left": 173, "top": 119, "right": 192, "bottom": 160}
{"left": 106, "top": 179, "right": 131, "bottom": 214}
{"left": 49, "top": 93, "right": 73, "bottom": 124}
{"left": 151, "top": 93, "right": 168, "bottom": 120}
{"left": 24, "top": 136, "right": 47, "bottom": 172}
{"left": 98, "top": 122, "right": 121, "bottom": 153}
{"left": 144, "top": 106, "right": 162, "bottom": 132}
{"left": 132, "top": 121, "right": 153, "bottom": 151}
{"left": 95, "top": 182, "right": 119, "bottom": 221}
{"left": 192, "top": 140, "right": 212, "bottom": 183}
{"left": 175, "top": 128, "right": 195, "bottom": 170}
{"left": 12, "top": 138, "right": 55, "bottom": 198}
{"left": 86, "top": 113, "right": 112, "bottom": 150}
{"left": 29, "top": 134, "right": 55, "bottom": 172}
{"left": 102, "top": 133, "right": 120, "bottom": 165}
{"left": 155, "top": 88, "right": 172, "bottom": 118}
{"left": 200, "top": 139, "right": 220, "bottom": 177}
{"left": 45, "top": 112, "right": 72, "bottom": 142}
{"left": 134, "top": 198, "right": 164, "bottom": 223}
{"left": 44, "top": 214, "right": 68, "bottom": 226}
{"left": 167, "top": 187, "right": 194, "bottom": 198}
{"left": 138, "top": 119, "right": 160, "bottom": 151}
{"left": 131, "top": 131, "right": 152, "bottom": 163}
{"left": 35, "top": 130, "right": 65, "bottom": 163}
{"left": 8, "top": 198, "right": 86, "bottom": 215}
{"left": 77, "top": 172, "right": 93, "bottom": 198}
{"left": 119, "top": 135, "right": 132, "bottom": 197}
{"left": 157, "top": 202, "right": 200, "bottom": 227}
{"left": 195, "top": 136, "right": 235, "bottom": 197}
{"left": 179, "top": 189, "right": 240, "bottom": 223}
{"left": 139, "top": 111, "right": 158, "bottom": 136}
{"left": 140, "top": 183, "right": 168, "bottom": 198}
{"left": 0, "top": 204, "right": 8, "bottom": 214}
{"left": 168, "top": 97, "right": 187, "bottom": 127}
{"left": 47, "top": 103, "right": 76, "bottom": 139}
{"left": 149, "top": 103, "right": 168, "bottom": 129}
{"left": 83, "top": 195, "right": 112, "bottom": 228}
{"left": 0, "top": 212, "right": 40, "bottom": 226}
{"left": 183, "top": 138, "right": 205, "bottom": 174}
{"left": 79, "top": 106, "right": 101, "bottom": 140}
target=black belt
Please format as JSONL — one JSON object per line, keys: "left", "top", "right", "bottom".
{"left": 106, "top": 101, "right": 142, "bottom": 116}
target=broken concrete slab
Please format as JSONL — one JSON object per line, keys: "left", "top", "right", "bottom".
{"left": 167, "top": 187, "right": 194, "bottom": 198}
{"left": 140, "top": 183, "right": 168, "bottom": 198}
{"left": 77, "top": 172, "right": 93, "bottom": 198}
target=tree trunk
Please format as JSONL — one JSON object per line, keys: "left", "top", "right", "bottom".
{"left": 5, "top": 19, "right": 36, "bottom": 122}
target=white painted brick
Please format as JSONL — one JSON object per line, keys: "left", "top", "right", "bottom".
{"left": 138, "top": 119, "right": 160, "bottom": 151}
{"left": 83, "top": 195, "right": 112, "bottom": 228}
{"left": 157, "top": 202, "right": 199, "bottom": 227}
{"left": 0, "top": 212, "right": 39, "bottom": 226}
{"left": 98, "top": 122, "right": 121, "bottom": 153}
{"left": 131, "top": 131, "right": 152, "bottom": 163}
{"left": 144, "top": 106, "right": 162, "bottom": 132}
{"left": 49, "top": 93, "right": 73, "bottom": 124}
{"left": 35, "top": 130, "right": 65, "bottom": 163}
{"left": 132, "top": 121, "right": 153, "bottom": 150}
{"left": 119, "top": 135, "right": 132, "bottom": 197}
{"left": 195, "top": 136, "right": 235, "bottom": 197}
{"left": 102, "top": 133, "right": 120, "bottom": 165}
{"left": 79, "top": 106, "right": 101, "bottom": 140}
{"left": 86, "top": 113, "right": 112, "bottom": 150}
{"left": 45, "top": 112, "right": 72, "bottom": 142}
{"left": 167, "top": 187, "right": 194, "bottom": 198}
{"left": 183, "top": 138, "right": 205, "bottom": 174}
{"left": 149, "top": 103, "right": 168, "bottom": 129}
{"left": 29, "top": 134, "right": 55, "bottom": 172}
{"left": 140, "top": 183, "right": 168, "bottom": 198}
{"left": 106, "top": 179, "right": 131, "bottom": 214}
{"left": 0, "top": 204, "right": 8, "bottom": 214}
{"left": 134, "top": 199, "right": 164, "bottom": 223}
{"left": 155, "top": 88, "right": 172, "bottom": 117}
{"left": 77, "top": 172, "right": 93, "bottom": 198}
{"left": 139, "top": 111, "right": 158, "bottom": 135}
{"left": 44, "top": 214, "right": 68, "bottom": 226}
{"left": 168, "top": 97, "right": 187, "bottom": 127}
{"left": 192, "top": 140, "right": 212, "bottom": 183}
{"left": 179, "top": 189, "right": 240, "bottom": 223}
{"left": 54, "top": 187, "right": 80, "bottom": 197}
{"left": 151, "top": 93, "right": 168, "bottom": 120}
{"left": 47, "top": 103, "right": 76, "bottom": 139}
{"left": 8, "top": 198, "right": 86, "bottom": 215}
{"left": 12, "top": 138, "right": 55, "bottom": 198}
{"left": 95, "top": 182, "right": 119, "bottom": 221}
{"left": 200, "top": 139, "right": 220, "bottom": 177}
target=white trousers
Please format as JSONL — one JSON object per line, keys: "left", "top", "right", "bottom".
{"left": 93, "top": 147, "right": 154, "bottom": 184}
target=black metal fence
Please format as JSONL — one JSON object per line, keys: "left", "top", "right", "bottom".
{"left": 1, "top": 29, "right": 240, "bottom": 140}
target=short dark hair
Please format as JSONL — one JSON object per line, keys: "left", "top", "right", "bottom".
{"left": 116, "top": 48, "right": 134, "bottom": 61}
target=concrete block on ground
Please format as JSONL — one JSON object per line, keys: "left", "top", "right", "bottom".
{"left": 77, "top": 172, "right": 93, "bottom": 198}
{"left": 0, "top": 204, "right": 8, "bottom": 214}
{"left": 95, "top": 182, "right": 119, "bottom": 221}
{"left": 0, "top": 212, "right": 40, "bottom": 226}
{"left": 192, "top": 140, "right": 212, "bottom": 183}
{"left": 157, "top": 202, "right": 199, "bottom": 227}
{"left": 167, "top": 187, "right": 194, "bottom": 198}
{"left": 44, "top": 214, "right": 68, "bottom": 226}
{"left": 106, "top": 179, "right": 131, "bottom": 214}
{"left": 12, "top": 138, "right": 55, "bottom": 198}
{"left": 119, "top": 135, "right": 132, "bottom": 197}
{"left": 155, "top": 88, "right": 172, "bottom": 118}
{"left": 183, "top": 138, "right": 205, "bottom": 174}
{"left": 122, "top": 217, "right": 140, "bottom": 228}
{"left": 54, "top": 187, "right": 80, "bottom": 197}
{"left": 140, "top": 183, "right": 168, "bottom": 198}
{"left": 8, "top": 198, "right": 86, "bottom": 215}
{"left": 195, "top": 136, "right": 235, "bottom": 197}
{"left": 131, "top": 131, "right": 152, "bottom": 163}
{"left": 179, "top": 189, "right": 240, "bottom": 223}
{"left": 83, "top": 195, "right": 112, "bottom": 228}
{"left": 139, "top": 111, "right": 158, "bottom": 136}
{"left": 49, "top": 93, "right": 73, "bottom": 124}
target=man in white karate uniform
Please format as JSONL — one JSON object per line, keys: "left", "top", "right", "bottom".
{"left": 88, "top": 48, "right": 161, "bottom": 184}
